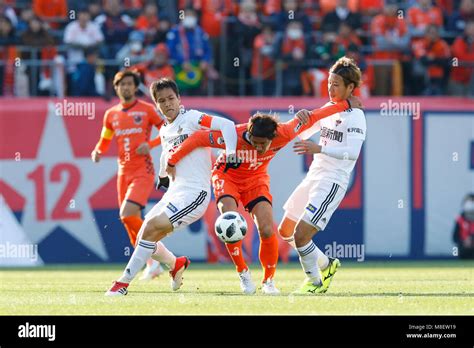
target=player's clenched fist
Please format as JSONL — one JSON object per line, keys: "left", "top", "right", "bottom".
{"left": 91, "top": 150, "right": 101, "bottom": 162}
{"left": 295, "top": 109, "right": 312, "bottom": 125}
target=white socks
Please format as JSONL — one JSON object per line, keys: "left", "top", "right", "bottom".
{"left": 286, "top": 235, "right": 329, "bottom": 270}
{"left": 151, "top": 241, "right": 176, "bottom": 270}
{"left": 119, "top": 239, "right": 155, "bottom": 283}
{"left": 297, "top": 240, "right": 322, "bottom": 285}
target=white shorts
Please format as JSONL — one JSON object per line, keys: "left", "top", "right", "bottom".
{"left": 144, "top": 185, "right": 210, "bottom": 231}
{"left": 283, "top": 178, "right": 346, "bottom": 231}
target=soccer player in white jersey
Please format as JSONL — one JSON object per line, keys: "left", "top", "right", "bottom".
{"left": 278, "top": 57, "right": 367, "bottom": 294}
{"left": 106, "top": 78, "right": 237, "bottom": 296}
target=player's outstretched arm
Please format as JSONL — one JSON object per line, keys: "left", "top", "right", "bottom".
{"left": 278, "top": 100, "right": 351, "bottom": 143}
{"left": 167, "top": 130, "right": 226, "bottom": 167}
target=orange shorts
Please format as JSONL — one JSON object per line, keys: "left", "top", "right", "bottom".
{"left": 211, "top": 172, "right": 272, "bottom": 212}
{"left": 117, "top": 173, "right": 154, "bottom": 209}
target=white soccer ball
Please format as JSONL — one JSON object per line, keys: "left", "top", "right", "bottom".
{"left": 214, "top": 212, "right": 248, "bottom": 243}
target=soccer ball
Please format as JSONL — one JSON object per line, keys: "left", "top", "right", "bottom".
{"left": 214, "top": 212, "right": 247, "bottom": 243}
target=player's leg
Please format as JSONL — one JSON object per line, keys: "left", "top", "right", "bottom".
{"left": 279, "top": 176, "right": 312, "bottom": 248}
{"left": 121, "top": 175, "right": 164, "bottom": 280}
{"left": 293, "top": 181, "right": 345, "bottom": 294}
{"left": 247, "top": 198, "right": 280, "bottom": 295}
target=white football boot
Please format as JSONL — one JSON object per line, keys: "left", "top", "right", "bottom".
{"left": 261, "top": 278, "right": 280, "bottom": 295}
{"left": 139, "top": 259, "right": 164, "bottom": 281}
{"left": 238, "top": 269, "right": 257, "bottom": 294}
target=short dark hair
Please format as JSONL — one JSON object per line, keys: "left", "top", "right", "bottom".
{"left": 247, "top": 113, "right": 279, "bottom": 140}
{"left": 149, "top": 78, "right": 180, "bottom": 103}
{"left": 113, "top": 70, "right": 140, "bottom": 87}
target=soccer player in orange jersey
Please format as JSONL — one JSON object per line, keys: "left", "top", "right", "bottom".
{"left": 91, "top": 70, "right": 164, "bottom": 279}
{"left": 165, "top": 96, "right": 362, "bottom": 294}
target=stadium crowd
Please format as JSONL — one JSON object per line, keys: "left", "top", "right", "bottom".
{"left": 0, "top": 0, "right": 473, "bottom": 97}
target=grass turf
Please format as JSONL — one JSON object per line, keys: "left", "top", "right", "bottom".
{"left": 0, "top": 261, "right": 472, "bottom": 315}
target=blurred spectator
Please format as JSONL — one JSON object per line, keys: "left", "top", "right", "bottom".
{"left": 63, "top": 8, "right": 104, "bottom": 76}
{"left": 16, "top": 8, "right": 34, "bottom": 35}
{"left": 453, "top": 193, "right": 474, "bottom": 259}
{"left": 0, "top": 14, "right": 15, "bottom": 45}
{"left": 0, "top": 0, "right": 17, "bottom": 27}
{"left": 116, "top": 30, "right": 149, "bottom": 67}
{"left": 88, "top": 1, "right": 103, "bottom": 21}
{"left": 370, "top": 2, "right": 409, "bottom": 95}
{"left": 251, "top": 24, "right": 277, "bottom": 96}
{"left": 133, "top": 43, "right": 175, "bottom": 87}
{"left": 270, "top": 0, "right": 312, "bottom": 33}
{"left": 447, "top": 0, "right": 474, "bottom": 35}
{"left": 276, "top": 20, "right": 307, "bottom": 95}
{"left": 309, "top": 31, "right": 345, "bottom": 67}
{"left": 20, "top": 16, "right": 58, "bottom": 95}
{"left": 336, "top": 22, "right": 362, "bottom": 54}
{"left": 358, "top": 0, "right": 384, "bottom": 17}
{"left": 235, "top": 0, "right": 262, "bottom": 94}
{"left": 319, "top": 0, "right": 358, "bottom": 16}
{"left": 122, "top": 0, "right": 145, "bottom": 17}
{"left": 95, "top": 0, "right": 133, "bottom": 60}
{"left": 321, "top": 0, "right": 362, "bottom": 33}
{"left": 70, "top": 47, "right": 105, "bottom": 96}
{"left": 33, "top": 0, "right": 68, "bottom": 29}
{"left": 150, "top": 15, "right": 172, "bottom": 45}
{"left": 407, "top": 0, "right": 443, "bottom": 39}
{"left": 449, "top": 20, "right": 474, "bottom": 96}
{"left": 411, "top": 24, "right": 451, "bottom": 95}
{"left": 135, "top": 1, "right": 159, "bottom": 36}
{"left": 0, "top": 15, "right": 17, "bottom": 96}
{"left": 167, "top": 8, "right": 215, "bottom": 94}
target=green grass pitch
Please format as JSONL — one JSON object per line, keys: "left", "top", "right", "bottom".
{"left": 1, "top": 261, "right": 472, "bottom": 315}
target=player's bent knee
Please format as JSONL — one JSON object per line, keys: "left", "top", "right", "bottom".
{"left": 259, "top": 225, "right": 274, "bottom": 239}
{"left": 278, "top": 218, "right": 295, "bottom": 239}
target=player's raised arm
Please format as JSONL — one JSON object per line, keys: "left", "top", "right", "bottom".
{"left": 91, "top": 111, "right": 114, "bottom": 162}
{"left": 167, "top": 129, "right": 226, "bottom": 167}
{"left": 196, "top": 113, "right": 237, "bottom": 157}
{"left": 278, "top": 100, "right": 350, "bottom": 142}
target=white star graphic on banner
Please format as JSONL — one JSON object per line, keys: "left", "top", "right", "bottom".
{"left": 1, "top": 102, "right": 118, "bottom": 260}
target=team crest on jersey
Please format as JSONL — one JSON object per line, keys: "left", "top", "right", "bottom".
{"left": 133, "top": 115, "right": 142, "bottom": 125}
{"left": 306, "top": 204, "right": 317, "bottom": 213}
{"left": 166, "top": 203, "right": 178, "bottom": 213}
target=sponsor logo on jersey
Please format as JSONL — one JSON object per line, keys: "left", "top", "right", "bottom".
{"left": 320, "top": 127, "right": 343, "bottom": 142}
{"left": 306, "top": 204, "right": 317, "bottom": 213}
{"left": 348, "top": 127, "right": 364, "bottom": 135}
{"left": 170, "top": 134, "right": 189, "bottom": 148}
{"left": 115, "top": 127, "right": 143, "bottom": 136}
{"left": 166, "top": 203, "right": 178, "bottom": 213}
{"left": 209, "top": 133, "right": 215, "bottom": 144}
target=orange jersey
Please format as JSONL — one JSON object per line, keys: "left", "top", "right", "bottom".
{"left": 98, "top": 99, "right": 164, "bottom": 175}
{"left": 168, "top": 101, "right": 350, "bottom": 190}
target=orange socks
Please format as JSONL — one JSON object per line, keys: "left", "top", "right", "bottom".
{"left": 225, "top": 240, "right": 248, "bottom": 273}
{"left": 121, "top": 215, "right": 143, "bottom": 246}
{"left": 259, "top": 233, "right": 279, "bottom": 281}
